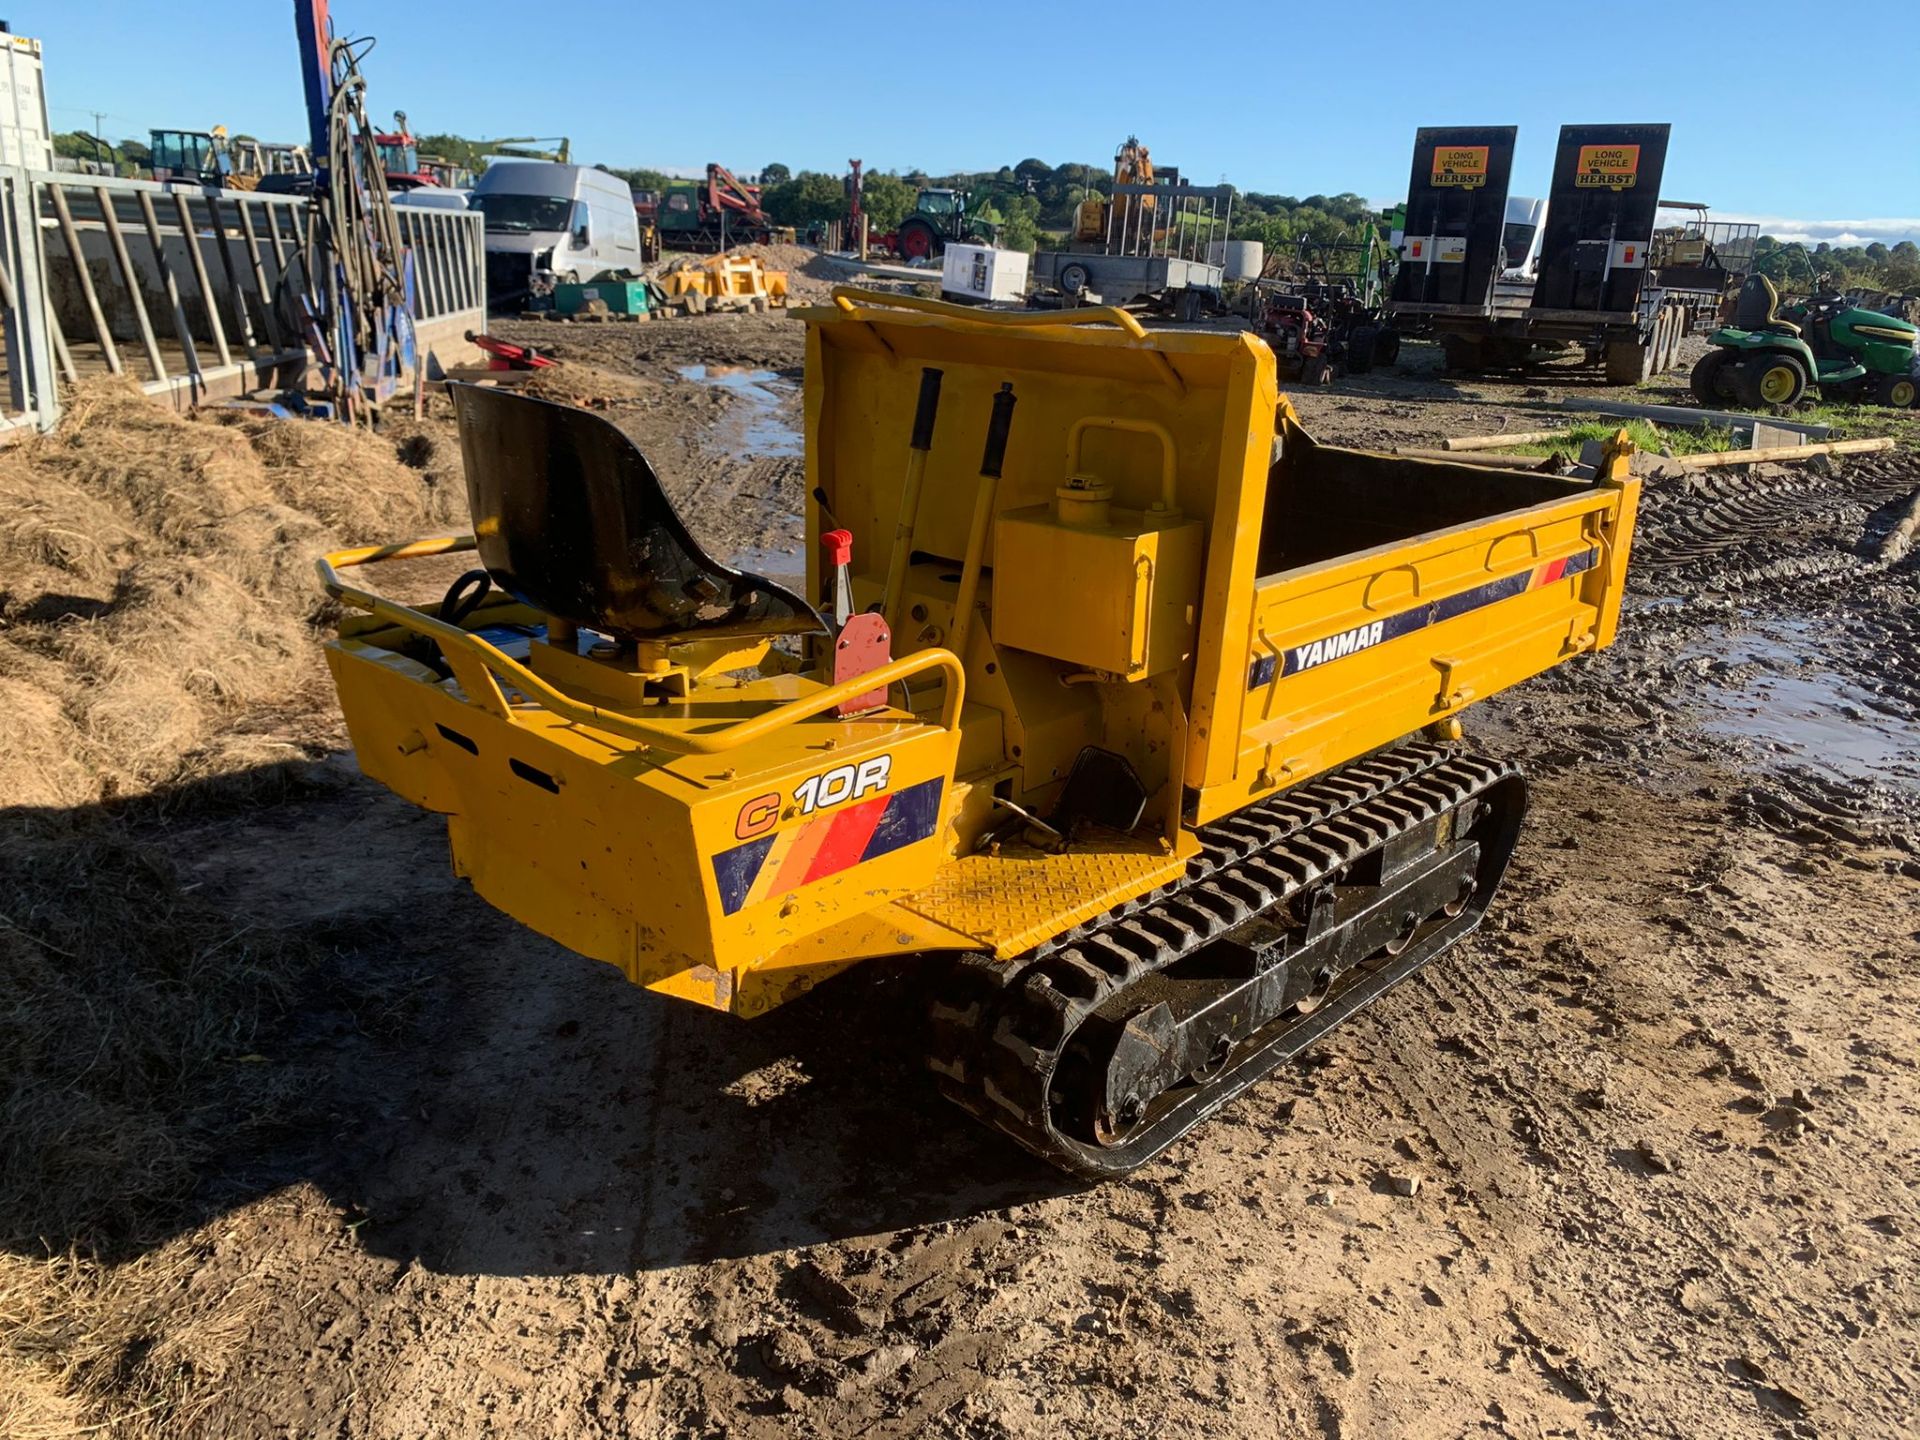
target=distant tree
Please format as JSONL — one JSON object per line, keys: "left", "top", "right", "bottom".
{"left": 997, "top": 194, "right": 1042, "bottom": 253}
{"left": 605, "top": 166, "right": 671, "bottom": 194}
{"left": 1753, "top": 237, "right": 1822, "bottom": 287}
{"left": 52, "top": 131, "right": 100, "bottom": 160}
{"left": 762, "top": 162, "right": 791, "bottom": 184}
{"left": 762, "top": 171, "right": 846, "bottom": 228}
{"left": 1884, "top": 244, "right": 1920, "bottom": 291}
{"left": 860, "top": 172, "right": 915, "bottom": 233}
{"left": 118, "top": 136, "right": 150, "bottom": 166}
{"left": 1013, "top": 157, "right": 1051, "bottom": 184}
{"left": 416, "top": 133, "right": 486, "bottom": 169}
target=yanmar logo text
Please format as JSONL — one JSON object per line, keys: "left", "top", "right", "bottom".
{"left": 1248, "top": 546, "right": 1603, "bottom": 693}
{"left": 1290, "top": 620, "right": 1385, "bottom": 675}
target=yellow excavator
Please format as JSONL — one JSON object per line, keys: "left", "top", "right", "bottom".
{"left": 317, "top": 291, "right": 1640, "bottom": 1176}
{"left": 1075, "top": 135, "right": 1155, "bottom": 246}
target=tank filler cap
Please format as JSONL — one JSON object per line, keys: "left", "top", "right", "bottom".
{"left": 1054, "top": 473, "right": 1115, "bottom": 528}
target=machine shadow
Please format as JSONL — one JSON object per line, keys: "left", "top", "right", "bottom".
{"left": 336, "top": 946, "right": 1079, "bottom": 1278}
{"left": 0, "top": 761, "right": 1073, "bottom": 1278}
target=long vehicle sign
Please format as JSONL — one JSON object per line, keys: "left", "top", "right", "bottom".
{"left": 1575, "top": 144, "right": 1641, "bottom": 190}
{"left": 1430, "top": 145, "right": 1490, "bottom": 189}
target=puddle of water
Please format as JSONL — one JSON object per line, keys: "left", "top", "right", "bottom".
{"left": 728, "top": 541, "right": 806, "bottom": 592}
{"left": 677, "top": 364, "right": 802, "bottom": 458}
{"left": 1683, "top": 626, "right": 1920, "bottom": 790}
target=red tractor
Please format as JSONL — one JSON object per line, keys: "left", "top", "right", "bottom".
{"left": 373, "top": 111, "right": 437, "bottom": 189}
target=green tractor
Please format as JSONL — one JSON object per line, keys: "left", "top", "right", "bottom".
{"left": 1691, "top": 274, "right": 1919, "bottom": 410}
{"left": 893, "top": 188, "right": 999, "bottom": 262}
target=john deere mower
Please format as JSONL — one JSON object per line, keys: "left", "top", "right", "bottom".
{"left": 1692, "top": 274, "right": 1920, "bottom": 410}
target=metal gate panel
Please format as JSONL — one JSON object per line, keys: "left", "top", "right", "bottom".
{"left": 1389, "top": 126, "right": 1516, "bottom": 312}
{"left": 1529, "top": 123, "right": 1672, "bottom": 316}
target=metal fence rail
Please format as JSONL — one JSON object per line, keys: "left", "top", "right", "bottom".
{"left": 0, "top": 164, "right": 486, "bottom": 436}
{"left": 1104, "top": 182, "right": 1235, "bottom": 264}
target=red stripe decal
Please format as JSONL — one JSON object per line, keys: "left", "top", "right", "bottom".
{"left": 801, "top": 793, "right": 891, "bottom": 886}
{"left": 1534, "top": 556, "right": 1568, "bottom": 587}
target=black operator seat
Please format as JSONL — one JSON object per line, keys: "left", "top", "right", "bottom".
{"left": 1733, "top": 273, "right": 1801, "bottom": 337}
{"left": 450, "top": 383, "right": 825, "bottom": 645}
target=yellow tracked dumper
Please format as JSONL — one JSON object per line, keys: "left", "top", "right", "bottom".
{"left": 320, "top": 290, "right": 1639, "bottom": 1176}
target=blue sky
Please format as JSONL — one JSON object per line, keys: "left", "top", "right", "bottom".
{"left": 30, "top": 0, "right": 1920, "bottom": 245}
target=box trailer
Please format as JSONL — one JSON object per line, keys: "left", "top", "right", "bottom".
{"left": 1033, "top": 181, "right": 1234, "bottom": 321}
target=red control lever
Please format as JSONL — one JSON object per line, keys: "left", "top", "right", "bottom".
{"left": 821, "top": 529, "right": 855, "bottom": 628}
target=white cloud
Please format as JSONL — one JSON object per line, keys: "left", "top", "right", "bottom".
{"left": 1701, "top": 214, "right": 1920, "bottom": 249}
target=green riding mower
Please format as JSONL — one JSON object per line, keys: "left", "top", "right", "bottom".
{"left": 1692, "top": 274, "right": 1919, "bottom": 410}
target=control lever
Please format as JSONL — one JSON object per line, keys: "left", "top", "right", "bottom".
{"left": 821, "top": 528, "right": 855, "bottom": 631}
{"left": 880, "top": 367, "right": 945, "bottom": 637}
{"left": 949, "top": 383, "right": 1017, "bottom": 663}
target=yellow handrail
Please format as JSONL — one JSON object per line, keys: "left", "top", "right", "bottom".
{"left": 827, "top": 286, "right": 1186, "bottom": 395}
{"left": 317, "top": 539, "right": 966, "bottom": 755}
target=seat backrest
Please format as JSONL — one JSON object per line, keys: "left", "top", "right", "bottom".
{"left": 451, "top": 383, "right": 824, "bottom": 644}
{"left": 1733, "top": 272, "right": 1780, "bottom": 331}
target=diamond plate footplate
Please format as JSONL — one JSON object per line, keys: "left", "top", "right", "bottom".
{"left": 897, "top": 835, "right": 1187, "bottom": 959}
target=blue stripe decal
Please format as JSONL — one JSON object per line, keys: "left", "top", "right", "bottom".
{"left": 711, "top": 835, "right": 774, "bottom": 915}
{"left": 860, "top": 778, "right": 943, "bottom": 862}
{"left": 706, "top": 778, "right": 944, "bottom": 917}
{"left": 1249, "top": 548, "right": 1597, "bottom": 690}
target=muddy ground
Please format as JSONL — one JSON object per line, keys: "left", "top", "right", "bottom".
{"left": 18, "top": 312, "right": 1920, "bottom": 1438}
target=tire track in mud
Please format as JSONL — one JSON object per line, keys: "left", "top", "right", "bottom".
{"left": 1531, "top": 451, "right": 1920, "bottom": 842}
{"left": 1334, "top": 766, "right": 1866, "bottom": 1435}
{"left": 1636, "top": 470, "right": 1908, "bottom": 563}
{"left": 1632, "top": 462, "right": 1918, "bottom": 594}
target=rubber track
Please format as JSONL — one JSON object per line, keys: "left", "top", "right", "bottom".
{"left": 928, "top": 745, "right": 1524, "bottom": 1176}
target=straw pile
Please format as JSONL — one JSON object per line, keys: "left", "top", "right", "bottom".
{"left": 0, "top": 379, "right": 459, "bottom": 810}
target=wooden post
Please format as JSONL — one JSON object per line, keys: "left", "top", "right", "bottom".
{"left": 1442, "top": 429, "right": 1568, "bottom": 450}
{"left": 1673, "top": 437, "right": 1894, "bottom": 470}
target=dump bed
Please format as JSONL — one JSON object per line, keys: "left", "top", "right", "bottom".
{"left": 800, "top": 293, "right": 1640, "bottom": 836}
{"left": 1209, "top": 415, "right": 1637, "bottom": 821}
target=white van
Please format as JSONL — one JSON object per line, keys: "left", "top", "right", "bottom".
{"left": 1500, "top": 196, "right": 1548, "bottom": 281}
{"left": 471, "top": 162, "right": 642, "bottom": 306}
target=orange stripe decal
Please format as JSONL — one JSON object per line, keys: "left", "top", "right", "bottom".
{"left": 767, "top": 812, "right": 834, "bottom": 897}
